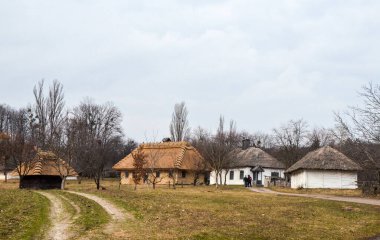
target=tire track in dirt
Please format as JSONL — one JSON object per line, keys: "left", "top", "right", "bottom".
{"left": 36, "top": 191, "right": 75, "bottom": 240}
{"left": 66, "top": 191, "right": 131, "bottom": 237}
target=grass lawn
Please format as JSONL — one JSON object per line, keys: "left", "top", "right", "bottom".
{"left": 66, "top": 179, "right": 380, "bottom": 240}
{"left": 0, "top": 189, "right": 49, "bottom": 240}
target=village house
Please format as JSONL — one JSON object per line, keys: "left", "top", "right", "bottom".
{"left": 210, "top": 140, "right": 286, "bottom": 186}
{"left": 113, "top": 141, "right": 210, "bottom": 186}
{"left": 11, "top": 150, "right": 77, "bottom": 189}
{"left": 286, "top": 146, "right": 362, "bottom": 189}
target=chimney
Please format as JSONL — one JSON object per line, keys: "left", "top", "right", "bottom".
{"left": 162, "top": 137, "right": 172, "bottom": 142}
{"left": 242, "top": 139, "right": 251, "bottom": 150}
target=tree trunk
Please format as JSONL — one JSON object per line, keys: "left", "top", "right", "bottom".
{"left": 18, "top": 176, "right": 23, "bottom": 189}
{"left": 153, "top": 182, "right": 156, "bottom": 189}
{"left": 4, "top": 171, "right": 7, "bottom": 183}
{"left": 95, "top": 176, "right": 100, "bottom": 190}
{"left": 224, "top": 170, "right": 229, "bottom": 185}
{"left": 61, "top": 177, "right": 66, "bottom": 190}
{"left": 215, "top": 171, "right": 219, "bottom": 188}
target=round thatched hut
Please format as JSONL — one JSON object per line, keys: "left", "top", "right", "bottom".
{"left": 286, "top": 146, "right": 362, "bottom": 189}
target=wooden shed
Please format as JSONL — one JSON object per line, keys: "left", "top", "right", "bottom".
{"left": 113, "top": 141, "right": 210, "bottom": 185}
{"left": 11, "top": 151, "right": 77, "bottom": 189}
{"left": 286, "top": 146, "right": 362, "bottom": 189}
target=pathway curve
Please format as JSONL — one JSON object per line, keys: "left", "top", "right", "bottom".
{"left": 66, "top": 191, "right": 131, "bottom": 237}
{"left": 36, "top": 191, "right": 74, "bottom": 240}
{"left": 250, "top": 187, "right": 380, "bottom": 206}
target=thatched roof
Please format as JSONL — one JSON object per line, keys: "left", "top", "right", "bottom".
{"left": 113, "top": 141, "right": 208, "bottom": 171}
{"left": 232, "top": 147, "right": 286, "bottom": 169}
{"left": 11, "top": 150, "right": 77, "bottom": 176}
{"left": 286, "top": 146, "right": 362, "bottom": 173}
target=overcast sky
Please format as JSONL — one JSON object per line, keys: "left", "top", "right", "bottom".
{"left": 0, "top": 1, "right": 379, "bottom": 142}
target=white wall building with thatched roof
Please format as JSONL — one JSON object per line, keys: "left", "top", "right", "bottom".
{"left": 286, "top": 146, "right": 362, "bottom": 189}
{"left": 210, "top": 146, "right": 286, "bottom": 186}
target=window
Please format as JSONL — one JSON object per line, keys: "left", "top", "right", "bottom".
{"left": 229, "top": 171, "right": 234, "bottom": 180}
{"left": 239, "top": 171, "right": 244, "bottom": 180}
{"left": 169, "top": 170, "right": 173, "bottom": 178}
{"left": 156, "top": 171, "right": 160, "bottom": 178}
{"left": 271, "top": 172, "right": 279, "bottom": 178}
{"left": 125, "top": 171, "right": 129, "bottom": 178}
{"left": 181, "top": 171, "right": 187, "bottom": 178}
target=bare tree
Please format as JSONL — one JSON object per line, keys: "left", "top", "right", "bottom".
{"left": 341, "top": 82, "right": 380, "bottom": 143}
{"left": 71, "top": 99, "right": 123, "bottom": 190}
{"left": 334, "top": 82, "right": 380, "bottom": 192}
{"left": 131, "top": 145, "right": 146, "bottom": 190}
{"left": 49, "top": 114, "right": 78, "bottom": 189}
{"left": 6, "top": 109, "right": 38, "bottom": 188}
{"left": 307, "top": 127, "right": 335, "bottom": 150}
{"left": 0, "top": 132, "right": 10, "bottom": 182}
{"left": 272, "top": 119, "right": 309, "bottom": 167}
{"left": 0, "top": 105, "right": 13, "bottom": 182}
{"left": 170, "top": 102, "right": 190, "bottom": 142}
{"left": 144, "top": 145, "right": 165, "bottom": 189}
{"left": 33, "top": 80, "right": 65, "bottom": 149}
{"left": 193, "top": 117, "right": 240, "bottom": 187}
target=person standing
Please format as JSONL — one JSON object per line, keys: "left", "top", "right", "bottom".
{"left": 248, "top": 175, "right": 252, "bottom": 187}
{"left": 243, "top": 175, "right": 248, "bottom": 187}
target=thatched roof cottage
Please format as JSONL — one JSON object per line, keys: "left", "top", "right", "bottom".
{"left": 12, "top": 151, "right": 77, "bottom": 189}
{"left": 210, "top": 139, "right": 286, "bottom": 186}
{"left": 286, "top": 146, "right": 362, "bottom": 189}
{"left": 113, "top": 141, "right": 210, "bottom": 185}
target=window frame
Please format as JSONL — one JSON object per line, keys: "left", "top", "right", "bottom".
{"left": 271, "top": 172, "right": 280, "bottom": 178}
{"left": 229, "top": 171, "right": 234, "bottom": 180}
{"left": 239, "top": 170, "right": 244, "bottom": 180}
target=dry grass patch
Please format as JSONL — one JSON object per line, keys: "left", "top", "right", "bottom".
{"left": 66, "top": 179, "right": 380, "bottom": 240}
{"left": 269, "top": 186, "right": 380, "bottom": 199}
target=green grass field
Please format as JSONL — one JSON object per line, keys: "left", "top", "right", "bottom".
{"left": 0, "top": 189, "right": 50, "bottom": 240}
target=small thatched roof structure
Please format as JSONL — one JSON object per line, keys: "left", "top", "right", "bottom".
{"left": 232, "top": 147, "right": 285, "bottom": 169}
{"left": 286, "top": 146, "right": 362, "bottom": 173}
{"left": 113, "top": 141, "right": 208, "bottom": 171}
{"left": 11, "top": 150, "right": 77, "bottom": 177}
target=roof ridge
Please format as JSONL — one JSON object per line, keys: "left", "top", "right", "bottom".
{"left": 174, "top": 145, "right": 187, "bottom": 168}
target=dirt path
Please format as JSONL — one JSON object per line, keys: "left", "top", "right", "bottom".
{"left": 36, "top": 191, "right": 75, "bottom": 240}
{"left": 66, "top": 191, "right": 130, "bottom": 237}
{"left": 250, "top": 188, "right": 380, "bottom": 206}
